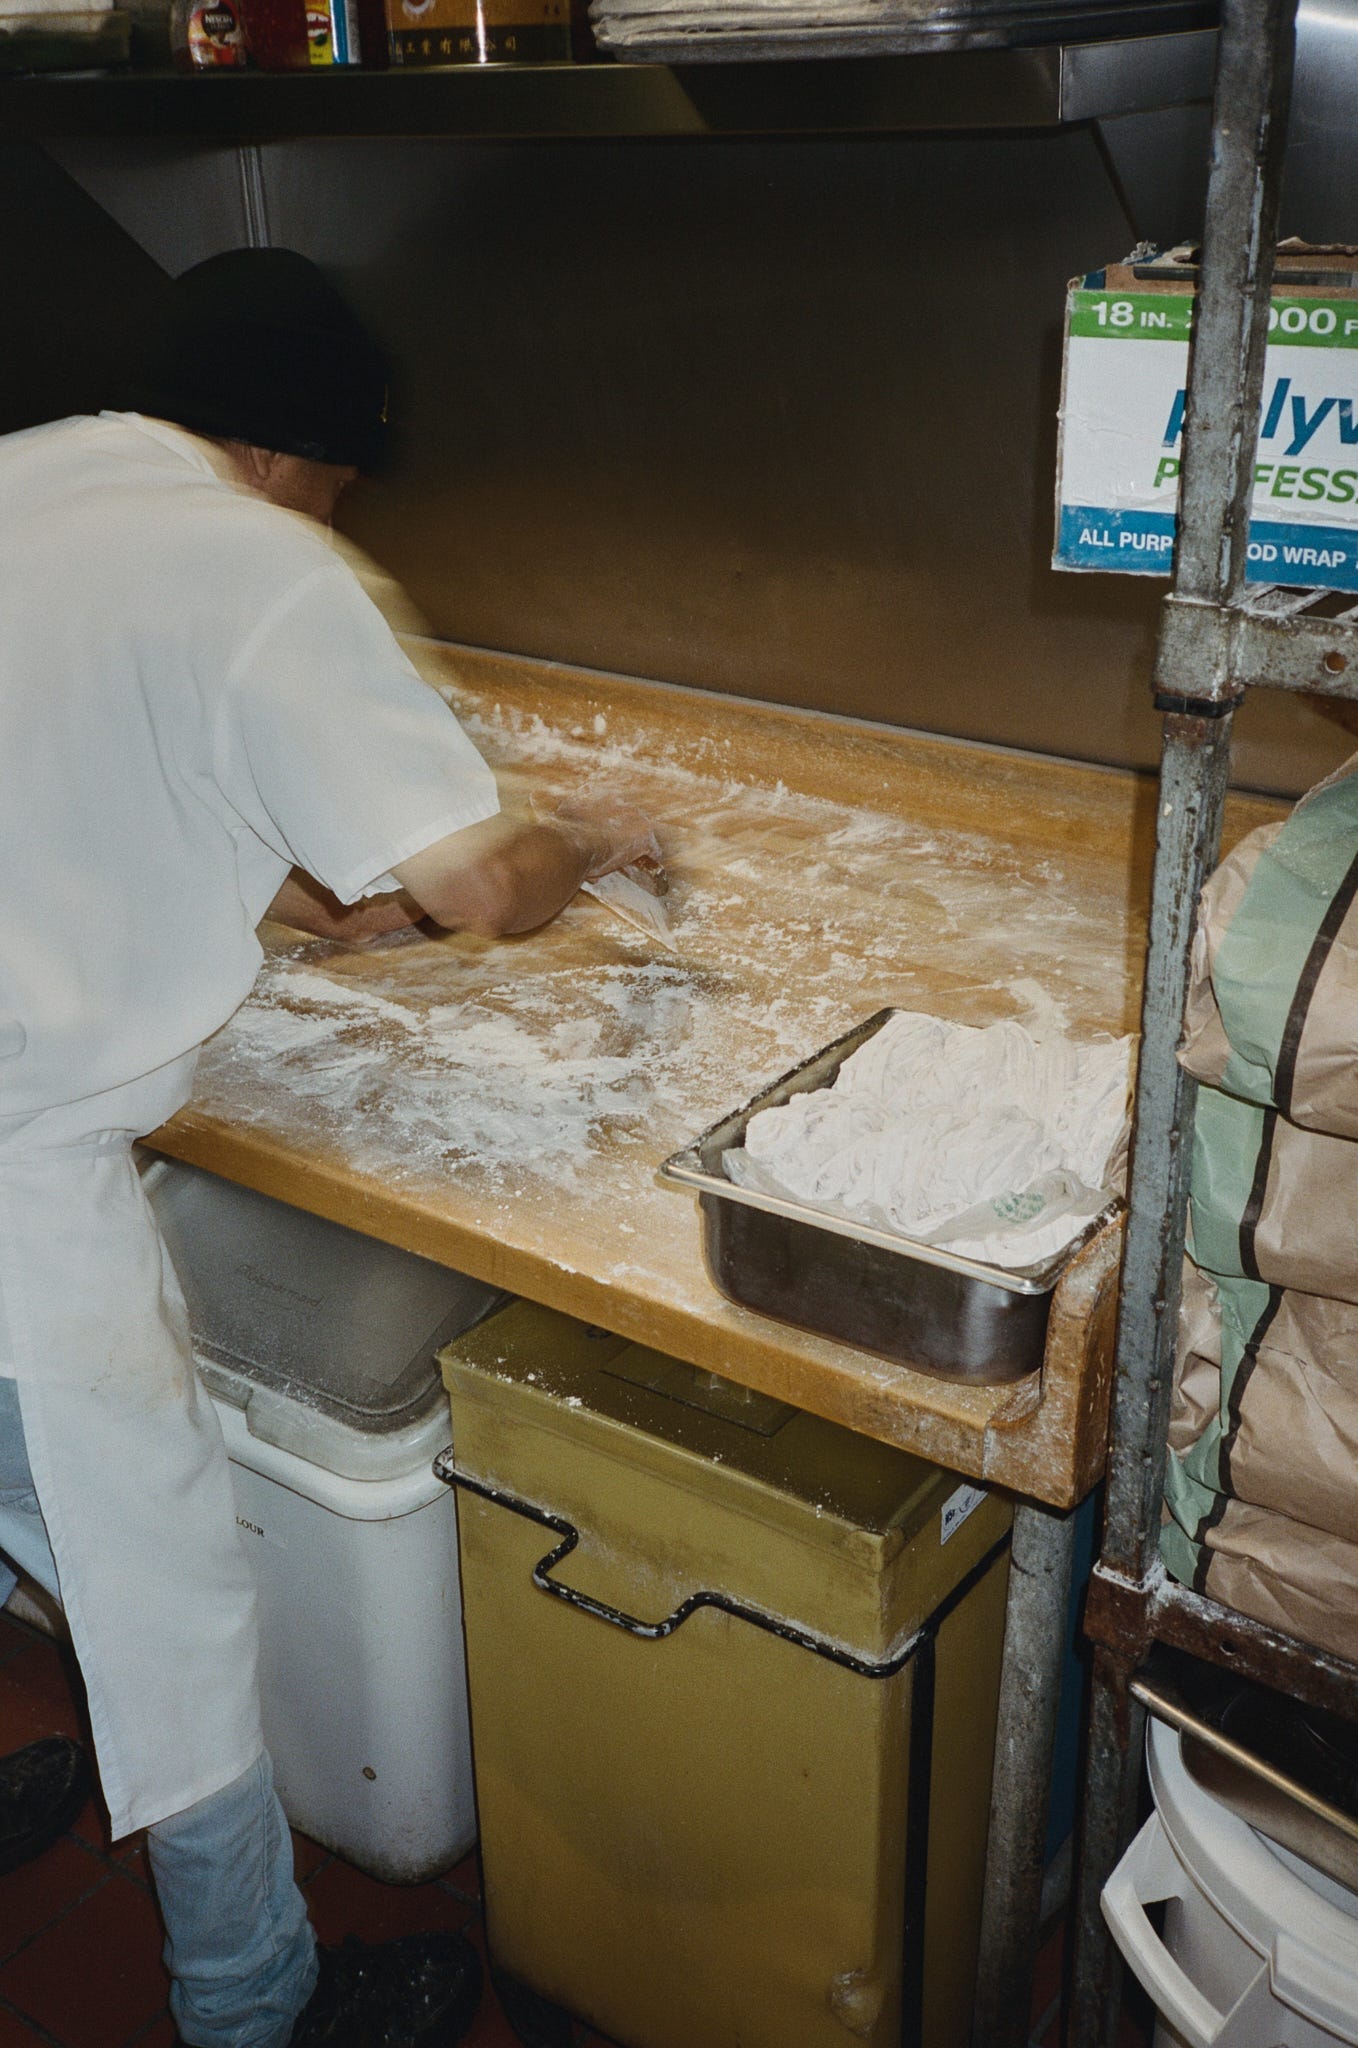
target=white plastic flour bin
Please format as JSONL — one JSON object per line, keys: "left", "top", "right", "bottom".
{"left": 1102, "top": 1714, "right": 1358, "bottom": 2048}
{"left": 140, "top": 1155, "right": 505, "bottom": 1884}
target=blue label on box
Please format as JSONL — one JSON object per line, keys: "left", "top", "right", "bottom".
{"left": 1057, "top": 505, "right": 1358, "bottom": 589}
{"left": 1057, "top": 507, "right": 1176, "bottom": 571}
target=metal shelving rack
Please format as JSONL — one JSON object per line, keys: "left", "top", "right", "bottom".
{"left": 0, "top": 32, "right": 1217, "bottom": 137}
{"left": 1069, "top": 0, "right": 1358, "bottom": 2039}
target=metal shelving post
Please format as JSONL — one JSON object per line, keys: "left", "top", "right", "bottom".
{"left": 1069, "top": 0, "right": 1358, "bottom": 2039}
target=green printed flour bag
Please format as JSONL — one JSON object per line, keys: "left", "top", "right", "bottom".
{"left": 1162, "top": 765, "right": 1358, "bottom": 1655}
{"left": 1181, "top": 761, "right": 1358, "bottom": 1135}
{"left": 1162, "top": 1259, "right": 1358, "bottom": 1662}
{"left": 1187, "top": 1085, "right": 1358, "bottom": 1302}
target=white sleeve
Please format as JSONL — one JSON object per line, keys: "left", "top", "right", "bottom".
{"left": 213, "top": 560, "right": 500, "bottom": 904}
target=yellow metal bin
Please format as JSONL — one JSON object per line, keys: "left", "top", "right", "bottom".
{"left": 439, "top": 1300, "right": 1012, "bottom": 2048}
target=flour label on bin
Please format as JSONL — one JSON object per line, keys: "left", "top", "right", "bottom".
{"left": 235, "top": 1511, "right": 284, "bottom": 1552}
{"left": 940, "top": 1483, "right": 986, "bottom": 1544}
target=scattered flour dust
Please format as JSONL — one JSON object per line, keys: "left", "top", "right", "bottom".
{"left": 195, "top": 684, "right": 1139, "bottom": 1211}
{"left": 215, "top": 959, "right": 692, "bottom": 1189}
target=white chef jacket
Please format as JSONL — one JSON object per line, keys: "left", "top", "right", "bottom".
{"left": 0, "top": 411, "right": 501, "bottom": 1835}
{"left": 1, "top": 410, "right": 500, "bottom": 1124}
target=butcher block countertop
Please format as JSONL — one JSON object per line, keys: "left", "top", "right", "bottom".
{"left": 147, "top": 643, "right": 1289, "bottom": 1510}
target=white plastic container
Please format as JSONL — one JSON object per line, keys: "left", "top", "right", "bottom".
{"left": 212, "top": 1392, "right": 475, "bottom": 1885}
{"left": 1103, "top": 1714, "right": 1358, "bottom": 2048}
{"left": 141, "top": 1155, "right": 503, "bottom": 1884}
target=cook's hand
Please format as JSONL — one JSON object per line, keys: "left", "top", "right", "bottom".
{"left": 548, "top": 793, "right": 664, "bottom": 882}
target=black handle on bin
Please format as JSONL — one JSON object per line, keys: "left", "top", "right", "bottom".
{"left": 433, "top": 1447, "right": 1009, "bottom": 1681}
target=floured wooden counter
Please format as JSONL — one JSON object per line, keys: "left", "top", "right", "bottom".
{"left": 146, "top": 644, "right": 1288, "bottom": 1510}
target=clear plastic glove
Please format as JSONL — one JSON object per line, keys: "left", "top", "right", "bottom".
{"left": 546, "top": 793, "right": 665, "bottom": 885}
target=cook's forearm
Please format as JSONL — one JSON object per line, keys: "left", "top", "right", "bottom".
{"left": 264, "top": 870, "right": 425, "bottom": 942}
{"left": 394, "top": 795, "right": 662, "bottom": 938}
{"left": 393, "top": 812, "right": 605, "bottom": 936}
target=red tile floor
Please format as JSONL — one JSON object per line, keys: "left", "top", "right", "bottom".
{"left": 0, "top": 1605, "right": 1149, "bottom": 2048}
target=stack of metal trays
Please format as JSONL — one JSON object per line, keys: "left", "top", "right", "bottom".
{"left": 0, "top": 5, "right": 128, "bottom": 65}
{"left": 589, "top": 0, "right": 1214, "bottom": 64}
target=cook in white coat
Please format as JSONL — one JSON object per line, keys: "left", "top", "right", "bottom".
{"left": 0, "top": 248, "right": 660, "bottom": 2048}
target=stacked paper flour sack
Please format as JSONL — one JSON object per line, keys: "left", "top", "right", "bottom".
{"left": 1163, "top": 763, "right": 1358, "bottom": 1665}
{"left": 0, "top": 0, "right": 126, "bottom": 65}
{"left": 725, "top": 1009, "right": 1134, "bottom": 1276}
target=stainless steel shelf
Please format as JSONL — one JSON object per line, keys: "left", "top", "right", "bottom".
{"left": 0, "top": 25, "right": 1215, "bottom": 140}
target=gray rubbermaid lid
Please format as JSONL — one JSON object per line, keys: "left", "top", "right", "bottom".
{"left": 145, "top": 1156, "right": 505, "bottom": 1440}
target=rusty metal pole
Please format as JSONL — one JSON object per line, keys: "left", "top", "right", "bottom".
{"left": 1069, "top": 715, "right": 1234, "bottom": 2048}
{"left": 1068, "top": 0, "right": 1298, "bottom": 2040}
{"left": 971, "top": 1500, "right": 1077, "bottom": 2048}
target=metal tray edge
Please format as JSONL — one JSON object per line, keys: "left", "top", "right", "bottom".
{"left": 658, "top": 1007, "right": 1118, "bottom": 1299}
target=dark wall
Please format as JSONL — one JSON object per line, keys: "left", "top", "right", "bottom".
{"left": 0, "top": 143, "right": 165, "bottom": 437}
{"left": 270, "top": 127, "right": 1170, "bottom": 771}
{"left": 25, "top": 21, "right": 1358, "bottom": 794}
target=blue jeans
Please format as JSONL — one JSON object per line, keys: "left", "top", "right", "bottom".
{"left": 0, "top": 1375, "right": 318, "bottom": 2048}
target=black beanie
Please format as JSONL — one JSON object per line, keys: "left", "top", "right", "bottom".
{"left": 119, "top": 248, "right": 390, "bottom": 472}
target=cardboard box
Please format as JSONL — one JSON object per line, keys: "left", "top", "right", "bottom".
{"left": 385, "top": 0, "right": 567, "bottom": 64}
{"left": 1055, "top": 245, "right": 1358, "bottom": 591}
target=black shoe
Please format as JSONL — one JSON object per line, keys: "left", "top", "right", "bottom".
{"left": 287, "top": 1931, "right": 483, "bottom": 2047}
{"left": 0, "top": 1736, "right": 92, "bottom": 1876}
{"left": 170, "top": 1929, "right": 483, "bottom": 2048}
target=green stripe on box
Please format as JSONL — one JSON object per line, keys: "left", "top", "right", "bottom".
{"left": 1267, "top": 300, "right": 1358, "bottom": 350}
{"left": 1067, "top": 291, "right": 1194, "bottom": 342}
{"left": 1069, "top": 289, "right": 1358, "bottom": 348}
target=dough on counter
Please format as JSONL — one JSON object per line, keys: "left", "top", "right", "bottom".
{"left": 724, "top": 1010, "right": 1134, "bottom": 1270}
